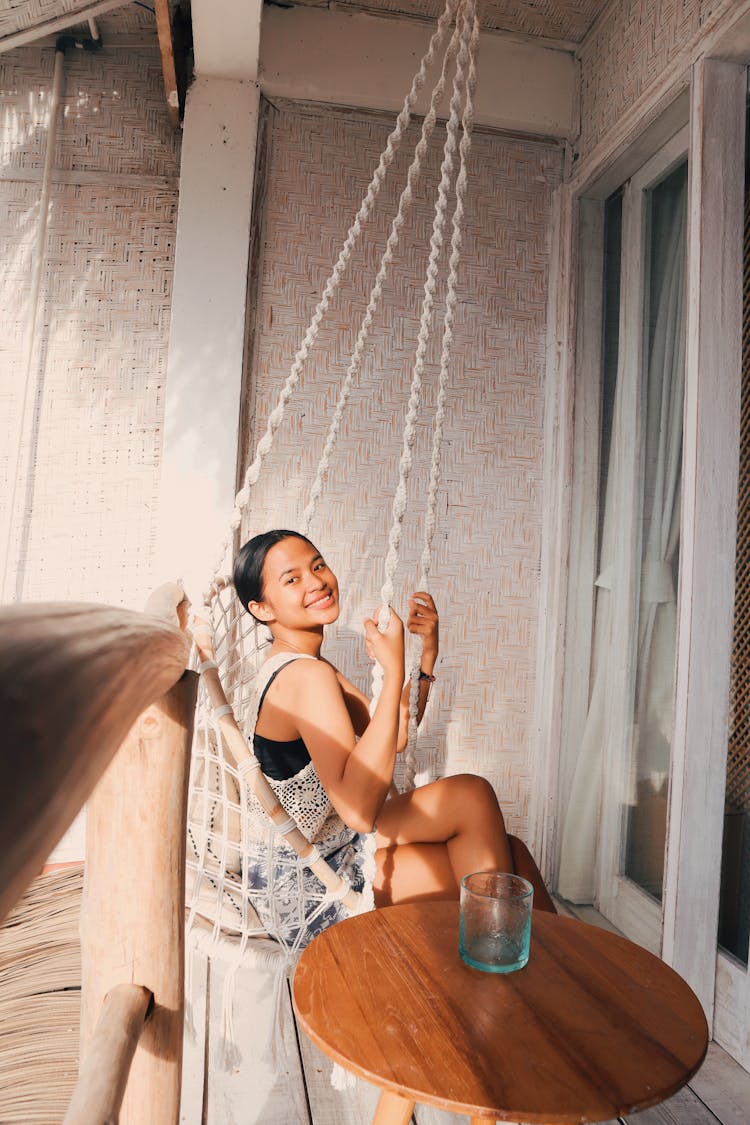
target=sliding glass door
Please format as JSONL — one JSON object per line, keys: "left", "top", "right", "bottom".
{"left": 557, "top": 130, "right": 689, "bottom": 953}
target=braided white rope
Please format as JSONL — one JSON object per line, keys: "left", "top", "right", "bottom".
{"left": 210, "top": 0, "right": 461, "bottom": 581}
{"left": 380, "top": 3, "right": 474, "bottom": 614}
{"left": 402, "top": 0, "right": 480, "bottom": 791}
{"left": 371, "top": 0, "right": 474, "bottom": 714}
{"left": 300, "top": 8, "right": 464, "bottom": 537}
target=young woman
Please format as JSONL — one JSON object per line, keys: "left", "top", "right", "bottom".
{"left": 207, "top": 528, "right": 554, "bottom": 921}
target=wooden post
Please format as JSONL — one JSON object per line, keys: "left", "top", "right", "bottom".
{"left": 63, "top": 984, "right": 153, "bottom": 1125}
{"left": 80, "top": 670, "right": 198, "bottom": 1125}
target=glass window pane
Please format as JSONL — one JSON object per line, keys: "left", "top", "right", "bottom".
{"left": 598, "top": 192, "right": 622, "bottom": 565}
{"left": 623, "top": 161, "right": 688, "bottom": 900}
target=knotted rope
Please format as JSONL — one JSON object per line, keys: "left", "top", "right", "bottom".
{"left": 210, "top": 0, "right": 461, "bottom": 583}
{"left": 402, "top": 0, "right": 479, "bottom": 789}
{"left": 300, "top": 5, "right": 464, "bottom": 536}
{"left": 370, "top": 0, "right": 478, "bottom": 749}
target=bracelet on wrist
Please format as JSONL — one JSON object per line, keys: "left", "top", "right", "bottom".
{"left": 418, "top": 669, "right": 436, "bottom": 683}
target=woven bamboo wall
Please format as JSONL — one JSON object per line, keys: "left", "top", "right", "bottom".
{"left": 0, "top": 6, "right": 179, "bottom": 609}
{"left": 240, "top": 102, "right": 562, "bottom": 832}
{"left": 577, "top": 0, "right": 735, "bottom": 159}
{"left": 0, "top": 0, "right": 102, "bottom": 38}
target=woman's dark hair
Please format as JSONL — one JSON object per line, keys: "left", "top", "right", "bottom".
{"left": 233, "top": 530, "right": 316, "bottom": 617}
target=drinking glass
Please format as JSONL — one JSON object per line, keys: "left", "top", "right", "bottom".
{"left": 459, "top": 871, "right": 533, "bottom": 973}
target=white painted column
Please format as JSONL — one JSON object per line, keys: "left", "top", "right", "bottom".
{"left": 156, "top": 0, "right": 263, "bottom": 603}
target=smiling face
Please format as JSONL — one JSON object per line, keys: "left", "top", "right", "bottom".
{"left": 248, "top": 536, "right": 340, "bottom": 633}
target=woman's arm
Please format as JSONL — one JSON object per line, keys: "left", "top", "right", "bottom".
{"left": 332, "top": 592, "right": 440, "bottom": 751}
{"left": 331, "top": 670, "right": 371, "bottom": 736}
{"left": 396, "top": 591, "right": 439, "bottom": 752}
{"left": 266, "top": 610, "right": 405, "bottom": 832}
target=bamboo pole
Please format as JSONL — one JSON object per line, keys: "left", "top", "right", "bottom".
{"left": 155, "top": 0, "right": 181, "bottom": 129}
{"left": 80, "top": 669, "right": 198, "bottom": 1125}
{"left": 0, "top": 603, "right": 190, "bottom": 923}
{"left": 63, "top": 984, "right": 153, "bottom": 1125}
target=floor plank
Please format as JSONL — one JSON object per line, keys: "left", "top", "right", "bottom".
{"left": 620, "top": 1086, "right": 720, "bottom": 1124}
{"left": 688, "top": 1042, "right": 750, "bottom": 1125}
{"left": 180, "top": 951, "right": 209, "bottom": 1125}
{"left": 413, "top": 1104, "right": 470, "bottom": 1124}
{"left": 295, "top": 1001, "right": 382, "bottom": 1125}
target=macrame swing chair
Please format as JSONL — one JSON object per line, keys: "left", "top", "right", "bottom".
{"left": 183, "top": 0, "right": 480, "bottom": 1075}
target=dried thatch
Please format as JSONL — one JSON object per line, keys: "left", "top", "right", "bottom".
{"left": 0, "top": 866, "right": 83, "bottom": 1124}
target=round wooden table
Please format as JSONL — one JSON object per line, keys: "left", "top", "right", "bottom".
{"left": 292, "top": 901, "right": 708, "bottom": 1125}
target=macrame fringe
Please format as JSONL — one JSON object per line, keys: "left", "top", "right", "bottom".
{"left": 217, "top": 953, "right": 244, "bottom": 1070}
{"left": 186, "top": 922, "right": 298, "bottom": 1074}
{"left": 261, "top": 959, "right": 295, "bottom": 1069}
{"left": 184, "top": 943, "right": 198, "bottom": 1045}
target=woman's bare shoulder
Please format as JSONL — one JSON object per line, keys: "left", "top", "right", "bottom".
{"left": 273, "top": 655, "right": 340, "bottom": 693}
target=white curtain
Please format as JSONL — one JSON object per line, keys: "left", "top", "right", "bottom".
{"left": 558, "top": 169, "right": 687, "bottom": 903}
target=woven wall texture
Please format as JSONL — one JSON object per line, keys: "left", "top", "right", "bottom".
{"left": 240, "top": 102, "right": 562, "bottom": 832}
{"left": 0, "top": 0, "right": 103, "bottom": 38}
{"left": 0, "top": 9, "right": 179, "bottom": 609}
{"left": 578, "top": 0, "right": 734, "bottom": 159}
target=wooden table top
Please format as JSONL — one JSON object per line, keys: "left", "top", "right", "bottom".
{"left": 292, "top": 902, "right": 709, "bottom": 1124}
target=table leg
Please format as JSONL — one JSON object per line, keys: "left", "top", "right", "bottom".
{"left": 372, "top": 1088, "right": 416, "bottom": 1125}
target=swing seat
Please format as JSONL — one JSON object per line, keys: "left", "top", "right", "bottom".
{"left": 179, "top": 0, "right": 486, "bottom": 1115}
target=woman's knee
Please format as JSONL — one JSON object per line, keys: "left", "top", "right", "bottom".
{"left": 446, "top": 773, "right": 504, "bottom": 819}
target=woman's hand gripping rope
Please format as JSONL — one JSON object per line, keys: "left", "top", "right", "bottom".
{"left": 363, "top": 606, "right": 405, "bottom": 684}
{"left": 406, "top": 591, "right": 439, "bottom": 672}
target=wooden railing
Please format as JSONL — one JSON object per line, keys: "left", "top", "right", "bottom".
{"left": 0, "top": 602, "right": 195, "bottom": 1124}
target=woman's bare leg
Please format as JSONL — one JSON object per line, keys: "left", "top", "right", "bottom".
{"left": 373, "top": 774, "right": 513, "bottom": 905}
{"left": 508, "top": 834, "right": 557, "bottom": 914}
{"left": 374, "top": 841, "right": 458, "bottom": 905}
